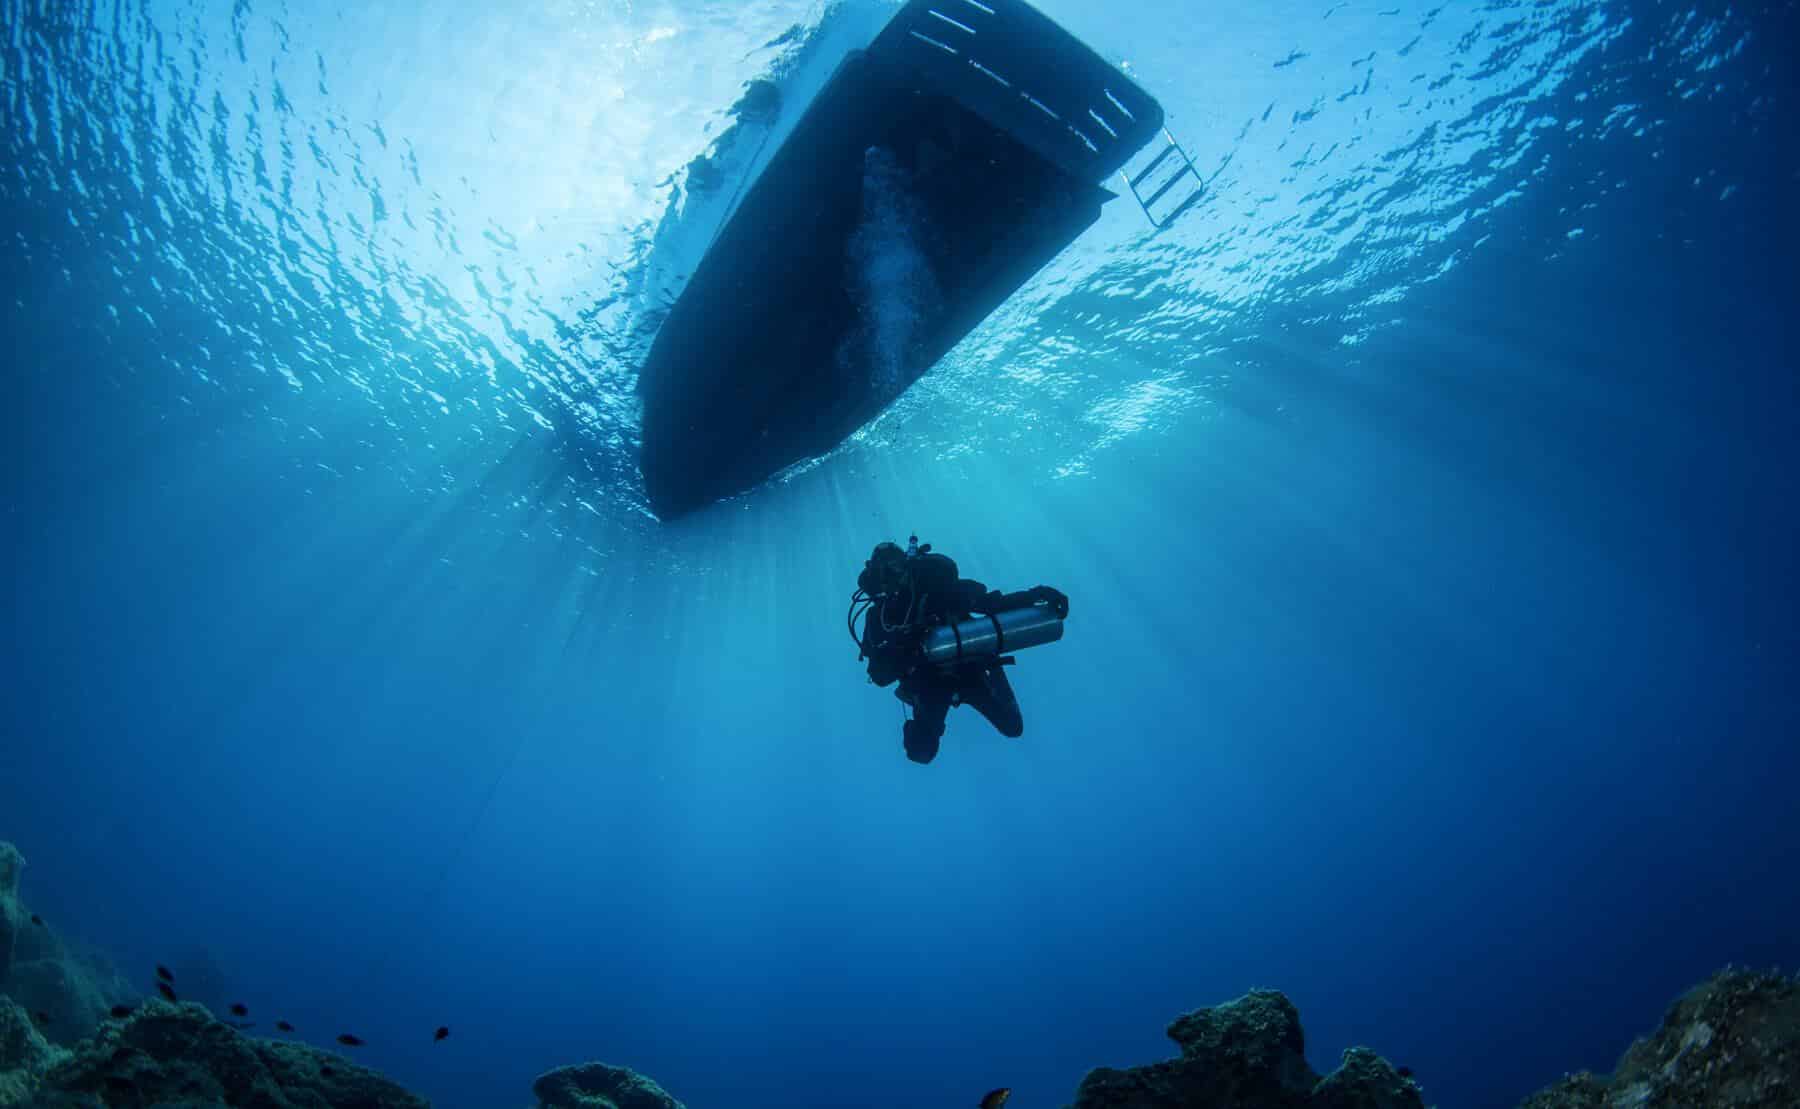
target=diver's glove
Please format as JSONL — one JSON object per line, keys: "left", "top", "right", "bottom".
{"left": 1033, "top": 585, "right": 1070, "bottom": 619}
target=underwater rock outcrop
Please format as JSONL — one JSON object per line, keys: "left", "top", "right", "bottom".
{"left": 532, "top": 1061, "right": 686, "bottom": 1109}
{"left": 1068, "top": 989, "right": 1422, "bottom": 1109}
{"left": 1517, "top": 968, "right": 1799, "bottom": 1108}
{"left": 7, "top": 917, "right": 59, "bottom": 969}
{"left": 0, "top": 844, "right": 23, "bottom": 983}
{"left": 0, "top": 843, "right": 134, "bottom": 1048}
{"left": 3, "top": 956, "right": 133, "bottom": 1050}
{"left": 0, "top": 848, "right": 21, "bottom": 899}
{"left": 0, "top": 998, "right": 67, "bottom": 1107}
{"left": 1072, "top": 970, "right": 1800, "bottom": 1109}
{"left": 32, "top": 1000, "right": 428, "bottom": 1108}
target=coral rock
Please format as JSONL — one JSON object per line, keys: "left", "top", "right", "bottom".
{"left": 532, "top": 1061, "right": 686, "bottom": 1109}
{"left": 3, "top": 958, "right": 124, "bottom": 1048}
{"left": 1, "top": 996, "right": 68, "bottom": 1107}
{"left": 1311, "top": 1047, "right": 1423, "bottom": 1109}
{"left": 1518, "top": 968, "right": 1800, "bottom": 1108}
{"left": 0, "top": 846, "right": 22, "bottom": 902}
{"left": 1516, "top": 1073, "right": 1608, "bottom": 1108}
{"left": 7, "top": 923, "right": 58, "bottom": 970}
{"left": 1070, "top": 990, "right": 1422, "bottom": 1109}
{"left": 40, "top": 1000, "right": 428, "bottom": 1109}
{"left": 0, "top": 843, "right": 22, "bottom": 985}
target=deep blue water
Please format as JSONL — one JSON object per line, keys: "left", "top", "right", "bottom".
{"left": 3, "top": 0, "right": 1797, "bottom": 1108}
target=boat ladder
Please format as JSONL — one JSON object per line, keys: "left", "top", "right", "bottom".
{"left": 1120, "top": 128, "right": 1204, "bottom": 230}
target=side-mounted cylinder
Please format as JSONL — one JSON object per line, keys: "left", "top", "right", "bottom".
{"left": 921, "top": 604, "right": 1064, "bottom": 668}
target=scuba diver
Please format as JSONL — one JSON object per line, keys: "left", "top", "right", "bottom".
{"left": 849, "top": 536, "right": 1070, "bottom": 764}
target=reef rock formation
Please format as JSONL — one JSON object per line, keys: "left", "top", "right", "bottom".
{"left": 0, "top": 843, "right": 134, "bottom": 1048}
{"left": 32, "top": 999, "right": 428, "bottom": 1108}
{"left": 7, "top": 918, "right": 58, "bottom": 970}
{"left": 1519, "top": 968, "right": 1799, "bottom": 1108}
{"left": 3, "top": 956, "right": 133, "bottom": 1049}
{"left": 0, "top": 844, "right": 23, "bottom": 984}
{"left": 0, "top": 847, "right": 22, "bottom": 900}
{"left": 532, "top": 1061, "right": 686, "bottom": 1109}
{"left": 1069, "top": 989, "right": 1422, "bottom": 1109}
{"left": 1, "top": 997, "right": 68, "bottom": 1107}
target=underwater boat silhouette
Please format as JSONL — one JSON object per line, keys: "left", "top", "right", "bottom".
{"left": 635, "top": 0, "right": 1185, "bottom": 518}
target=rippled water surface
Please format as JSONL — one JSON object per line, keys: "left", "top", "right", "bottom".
{"left": 6, "top": 0, "right": 1755, "bottom": 530}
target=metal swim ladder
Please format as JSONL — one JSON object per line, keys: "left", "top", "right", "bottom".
{"left": 1120, "top": 128, "right": 1205, "bottom": 229}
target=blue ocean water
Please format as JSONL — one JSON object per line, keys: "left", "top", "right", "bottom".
{"left": 2, "top": 0, "right": 1796, "bottom": 1105}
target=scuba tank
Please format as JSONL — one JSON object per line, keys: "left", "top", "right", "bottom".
{"left": 921, "top": 604, "right": 1064, "bottom": 668}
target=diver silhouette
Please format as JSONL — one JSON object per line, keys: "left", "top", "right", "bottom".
{"left": 850, "top": 536, "right": 1070, "bottom": 764}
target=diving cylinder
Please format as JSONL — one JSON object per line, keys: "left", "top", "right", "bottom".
{"left": 921, "top": 604, "right": 1064, "bottom": 668}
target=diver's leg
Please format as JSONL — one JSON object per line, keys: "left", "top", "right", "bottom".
{"left": 903, "top": 681, "right": 952, "bottom": 764}
{"left": 960, "top": 665, "right": 1024, "bottom": 738}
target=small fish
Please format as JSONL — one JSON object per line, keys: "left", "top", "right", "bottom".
{"left": 980, "top": 1089, "right": 1011, "bottom": 1109}
{"left": 104, "top": 1077, "right": 136, "bottom": 1094}
{"left": 276, "top": 1021, "right": 295, "bottom": 1033}
{"left": 110, "top": 1047, "right": 135, "bottom": 1063}
{"left": 29, "top": 914, "right": 44, "bottom": 926}
{"left": 30, "top": 1011, "right": 51, "bottom": 1027}
{"left": 1397, "top": 1065, "right": 1414, "bottom": 1079}
{"left": 110, "top": 1005, "right": 135, "bottom": 1019}
{"left": 230, "top": 1003, "right": 249, "bottom": 1017}
{"left": 320, "top": 1065, "right": 337, "bottom": 1077}
{"left": 157, "top": 983, "right": 178, "bottom": 1003}
{"left": 155, "top": 966, "right": 174, "bottom": 983}
{"left": 336, "top": 1034, "right": 364, "bottom": 1047}
{"left": 433, "top": 1026, "right": 449, "bottom": 1042}
{"left": 226, "top": 1020, "right": 256, "bottom": 1030}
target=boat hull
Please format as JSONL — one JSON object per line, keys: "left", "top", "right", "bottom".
{"left": 635, "top": 0, "right": 1163, "bottom": 518}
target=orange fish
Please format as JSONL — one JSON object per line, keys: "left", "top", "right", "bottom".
{"left": 980, "top": 1089, "right": 1011, "bottom": 1109}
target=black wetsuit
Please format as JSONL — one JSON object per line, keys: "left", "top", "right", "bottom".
{"left": 858, "top": 551, "right": 1039, "bottom": 764}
